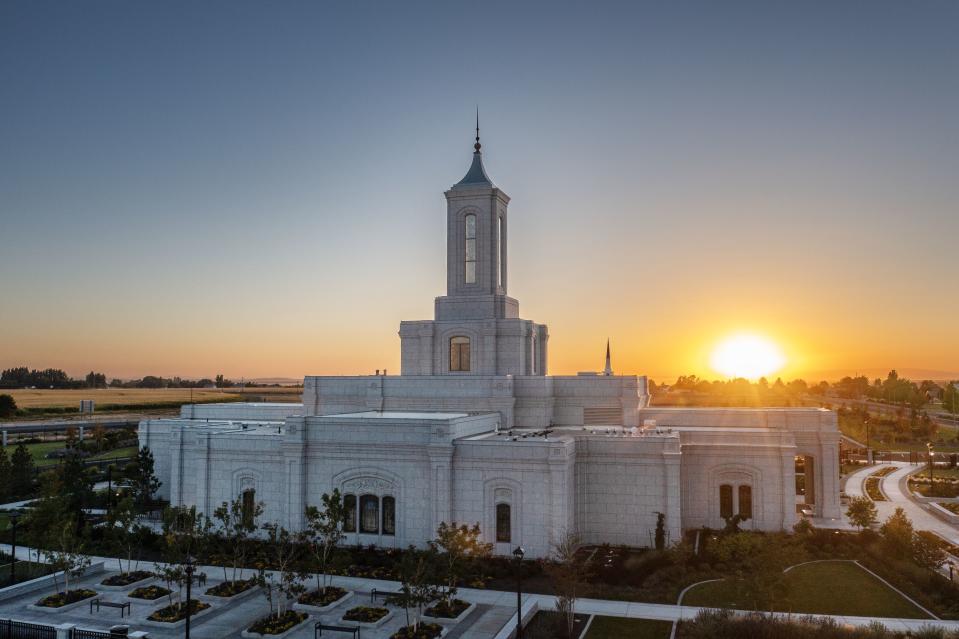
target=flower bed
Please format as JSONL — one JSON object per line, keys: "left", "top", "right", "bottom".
{"left": 294, "top": 587, "right": 352, "bottom": 613}
{"left": 390, "top": 623, "right": 445, "bottom": 639}
{"left": 35, "top": 589, "right": 98, "bottom": 608}
{"left": 864, "top": 476, "right": 885, "bottom": 501}
{"left": 243, "top": 611, "right": 308, "bottom": 638}
{"left": 101, "top": 570, "right": 154, "bottom": 587}
{"left": 128, "top": 585, "right": 172, "bottom": 601}
{"left": 205, "top": 578, "right": 257, "bottom": 598}
{"left": 938, "top": 502, "right": 959, "bottom": 515}
{"left": 909, "top": 477, "right": 959, "bottom": 498}
{"left": 341, "top": 606, "right": 393, "bottom": 628}
{"left": 423, "top": 599, "right": 475, "bottom": 624}
{"left": 147, "top": 599, "right": 211, "bottom": 623}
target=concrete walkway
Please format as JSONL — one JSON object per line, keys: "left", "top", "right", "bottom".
{"left": 3, "top": 545, "right": 959, "bottom": 635}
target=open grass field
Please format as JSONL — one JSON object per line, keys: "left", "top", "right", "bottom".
{"left": 681, "top": 560, "right": 931, "bottom": 619}
{"left": 14, "top": 442, "right": 139, "bottom": 467}
{"left": 4, "top": 388, "right": 246, "bottom": 409}
{"left": 585, "top": 616, "right": 671, "bottom": 638}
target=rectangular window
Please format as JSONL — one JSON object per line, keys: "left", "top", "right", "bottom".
{"left": 360, "top": 494, "right": 379, "bottom": 534}
{"left": 450, "top": 336, "right": 470, "bottom": 372}
{"left": 343, "top": 494, "right": 357, "bottom": 532}
{"left": 496, "top": 503, "right": 511, "bottom": 543}
{"left": 719, "top": 484, "right": 733, "bottom": 519}
{"left": 738, "top": 485, "right": 752, "bottom": 519}
{"left": 382, "top": 496, "right": 395, "bottom": 536}
{"left": 241, "top": 489, "right": 256, "bottom": 529}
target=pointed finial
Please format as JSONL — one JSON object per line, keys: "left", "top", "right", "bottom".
{"left": 474, "top": 107, "right": 481, "bottom": 153}
{"left": 604, "top": 339, "right": 613, "bottom": 376}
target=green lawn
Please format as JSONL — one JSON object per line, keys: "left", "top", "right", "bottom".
{"left": 10, "top": 441, "right": 137, "bottom": 468}
{"left": 682, "top": 561, "right": 931, "bottom": 619}
{"left": 585, "top": 616, "right": 671, "bottom": 639}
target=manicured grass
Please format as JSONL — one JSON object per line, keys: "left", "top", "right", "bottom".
{"left": 914, "top": 467, "right": 959, "bottom": 480}
{"left": 585, "top": 616, "right": 672, "bottom": 638}
{"left": 682, "top": 561, "right": 931, "bottom": 619}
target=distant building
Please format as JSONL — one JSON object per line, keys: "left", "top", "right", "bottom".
{"left": 141, "top": 127, "right": 841, "bottom": 557}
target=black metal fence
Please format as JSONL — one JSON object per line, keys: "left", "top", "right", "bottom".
{"left": 71, "top": 628, "right": 111, "bottom": 639}
{"left": 0, "top": 619, "right": 56, "bottom": 639}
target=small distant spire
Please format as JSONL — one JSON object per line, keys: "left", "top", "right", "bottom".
{"left": 604, "top": 339, "right": 613, "bottom": 376}
{"left": 474, "top": 107, "right": 481, "bottom": 153}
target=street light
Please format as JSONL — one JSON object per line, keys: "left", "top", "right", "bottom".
{"left": 928, "top": 442, "right": 935, "bottom": 496}
{"left": 864, "top": 414, "right": 871, "bottom": 465}
{"left": 512, "top": 546, "right": 525, "bottom": 639}
{"left": 184, "top": 555, "right": 196, "bottom": 639}
{"left": 8, "top": 511, "right": 20, "bottom": 586}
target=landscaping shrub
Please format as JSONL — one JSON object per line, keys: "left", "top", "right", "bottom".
{"left": 128, "top": 585, "right": 171, "bottom": 600}
{"left": 102, "top": 570, "right": 153, "bottom": 586}
{"left": 247, "top": 611, "right": 307, "bottom": 635}
{"left": 389, "top": 623, "right": 444, "bottom": 639}
{"left": 297, "top": 585, "right": 347, "bottom": 607}
{"left": 147, "top": 599, "right": 210, "bottom": 622}
{"left": 678, "top": 609, "right": 958, "bottom": 638}
{"left": 205, "top": 577, "right": 256, "bottom": 597}
{"left": 36, "top": 589, "right": 97, "bottom": 608}
{"left": 342, "top": 606, "right": 389, "bottom": 623}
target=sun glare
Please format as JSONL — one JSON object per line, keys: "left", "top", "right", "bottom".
{"left": 710, "top": 334, "right": 786, "bottom": 380}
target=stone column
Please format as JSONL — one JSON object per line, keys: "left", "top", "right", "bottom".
{"left": 781, "top": 448, "right": 798, "bottom": 529}
{"left": 169, "top": 426, "right": 184, "bottom": 506}
{"left": 663, "top": 447, "right": 683, "bottom": 542}
{"left": 547, "top": 443, "right": 575, "bottom": 543}
{"left": 282, "top": 417, "right": 307, "bottom": 531}
{"left": 819, "top": 434, "right": 842, "bottom": 519}
{"left": 194, "top": 431, "right": 211, "bottom": 515}
{"left": 428, "top": 447, "right": 453, "bottom": 533}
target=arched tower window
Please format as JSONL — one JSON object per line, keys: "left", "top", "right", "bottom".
{"left": 496, "top": 503, "right": 511, "bottom": 543}
{"left": 450, "top": 336, "right": 471, "bottom": 372}
{"left": 360, "top": 494, "right": 380, "bottom": 534}
{"left": 464, "top": 214, "right": 476, "bottom": 284}
{"left": 241, "top": 489, "right": 256, "bottom": 528}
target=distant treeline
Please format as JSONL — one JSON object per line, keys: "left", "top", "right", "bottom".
{"left": 0, "top": 367, "right": 284, "bottom": 390}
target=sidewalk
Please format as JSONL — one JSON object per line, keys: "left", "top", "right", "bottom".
{"left": 2, "top": 545, "right": 959, "bottom": 634}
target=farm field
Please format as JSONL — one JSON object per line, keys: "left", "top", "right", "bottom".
{"left": 681, "top": 560, "right": 930, "bottom": 619}
{"left": 4, "top": 388, "right": 246, "bottom": 409}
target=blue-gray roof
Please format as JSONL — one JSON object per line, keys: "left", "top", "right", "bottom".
{"left": 454, "top": 152, "right": 494, "bottom": 187}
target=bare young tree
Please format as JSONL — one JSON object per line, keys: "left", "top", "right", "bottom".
{"left": 546, "top": 531, "right": 583, "bottom": 639}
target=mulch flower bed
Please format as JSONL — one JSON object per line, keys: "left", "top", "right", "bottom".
{"left": 128, "top": 585, "right": 172, "bottom": 600}
{"left": 247, "top": 611, "right": 308, "bottom": 635}
{"left": 205, "top": 578, "right": 257, "bottom": 597}
{"left": 342, "top": 606, "right": 389, "bottom": 623}
{"left": 36, "top": 590, "right": 97, "bottom": 608}
{"left": 390, "top": 624, "right": 444, "bottom": 639}
{"left": 147, "top": 599, "right": 211, "bottom": 622}
{"left": 298, "top": 586, "right": 348, "bottom": 607}
{"left": 425, "top": 599, "right": 470, "bottom": 618}
{"left": 102, "top": 570, "right": 154, "bottom": 586}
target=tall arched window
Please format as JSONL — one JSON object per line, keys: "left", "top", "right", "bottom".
{"left": 450, "top": 336, "right": 470, "bottom": 372}
{"left": 382, "top": 496, "right": 396, "bottom": 536}
{"left": 343, "top": 494, "right": 357, "bottom": 532}
{"left": 360, "top": 495, "right": 379, "bottom": 534}
{"left": 738, "top": 485, "right": 752, "bottom": 519}
{"left": 530, "top": 334, "right": 536, "bottom": 375}
{"left": 464, "top": 214, "right": 476, "bottom": 284}
{"left": 719, "top": 484, "right": 733, "bottom": 519}
{"left": 496, "top": 216, "right": 503, "bottom": 288}
{"left": 496, "top": 503, "right": 511, "bottom": 543}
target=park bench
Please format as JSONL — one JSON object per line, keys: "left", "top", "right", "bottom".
{"left": 90, "top": 599, "right": 131, "bottom": 618}
{"left": 370, "top": 587, "right": 402, "bottom": 604}
{"left": 192, "top": 572, "right": 207, "bottom": 586}
{"left": 314, "top": 622, "right": 360, "bottom": 638}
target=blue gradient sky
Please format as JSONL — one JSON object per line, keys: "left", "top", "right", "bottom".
{"left": 1, "top": 2, "right": 957, "bottom": 381}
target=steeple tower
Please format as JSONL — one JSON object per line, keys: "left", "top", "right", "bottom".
{"left": 604, "top": 339, "right": 613, "bottom": 376}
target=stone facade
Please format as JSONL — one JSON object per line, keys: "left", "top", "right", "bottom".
{"left": 140, "top": 133, "right": 842, "bottom": 558}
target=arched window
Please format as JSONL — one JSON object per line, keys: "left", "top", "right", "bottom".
{"left": 382, "top": 496, "right": 395, "bottom": 536}
{"left": 360, "top": 495, "right": 379, "bottom": 534}
{"left": 496, "top": 503, "right": 511, "bottom": 543}
{"left": 719, "top": 484, "right": 733, "bottom": 519}
{"left": 496, "top": 216, "right": 503, "bottom": 288}
{"left": 241, "top": 489, "right": 256, "bottom": 528}
{"left": 464, "top": 214, "right": 476, "bottom": 284}
{"left": 343, "top": 494, "right": 357, "bottom": 532}
{"left": 738, "top": 485, "right": 752, "bottom": 519}
{"left": 450, "top": 336, "right": 470, "bottom": 372}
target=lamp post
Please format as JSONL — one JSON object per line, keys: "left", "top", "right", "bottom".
{"left": 512, "top": 546, "right": 525, "bottom": 639}
{"left": 864, "top": 414, "right": 871, "bottom": 464}
{"left": 184, "top": 555, "right": 196, "bottom": 639}
{"left": 8, "top": 512, "right": 20, "bottom": 586}
{"left": 928, "top": 442, "right": 935, "bottom": 497}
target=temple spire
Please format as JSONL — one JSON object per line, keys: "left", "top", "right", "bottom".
{"left": 604, "top": 339, "right": 613, "bottom": 376}
{"left": 474, "top": 107, "right": 481, "bottom": 153}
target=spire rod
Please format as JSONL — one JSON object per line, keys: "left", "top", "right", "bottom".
{"left": 604, "top": 339, "right": 613, "bottom": 376}
{"left": 474, "top": 107, "right": 481, "bottom": 153}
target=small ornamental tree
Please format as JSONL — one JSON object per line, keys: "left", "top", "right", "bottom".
{"left": 431, "top": 521, "right": 492, "bottom": 606}
{"left": 11, "top": 441, "right": 35, "bottom": 498}
{"left": 0, "top": 393, "right": 16, "bottom": 418}
{"left": 846, "top": 496, "right": 878, "bottom": 531}
{"left": 161, "top": 505, "right": 211, "bottom": 608}
{"left": 880, "top": 507, "right": 915, "bottom": 559}
{"left": 43, "top": 518, "right": 92, "bottom": 596}
{"left": 256, "top": 523, "right": 305, "bottom": 619}
{"left": 212, "top": 494, "right": 263, "bottom": 583}
{"left": 654, "top": 512, "right": 667, "bottom": 550}
{"left": 392, "top": 546, "right": 440, "bottom": 632}
{"left": 107, "top": 495, "right": 146, "bottom": 575}
{"left": 546, "top": 531, "right": 584, "bottom": 639}
{"left": 303, "top": 489, "right": 347, "bottom": 595}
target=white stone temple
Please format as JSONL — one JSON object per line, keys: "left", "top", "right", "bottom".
{"left": 140, "top": 126, "right": 841, "bottom": 558}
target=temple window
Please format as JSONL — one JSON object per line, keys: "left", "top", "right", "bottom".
{"left": 360, "top": 494, "right": 379, "bottom": 534}
{"left": 496, "top": 503, "right": 511, "bottom": 543}
{"left": 465, "top": 214, "right": 476, "bottom": 284}
{"left": 719, "top": 484, "right": 733, "bottom": 519}
{"left": 738, "top": 485, "right": 753, "bottom": 519}
{"left": 497, "top": 216, "right": 503, "bottom": 287}
{"left": 450, "top": 336, "right": 471, "bottom": 372}
{"left": 343, "top": 494, "right": 357, "bottom": 532}
{"left": 241, "top": 489, "right": 256, "bottom": 528}
{"left": 382, "top": 496, "right": 396, "bottom": 536}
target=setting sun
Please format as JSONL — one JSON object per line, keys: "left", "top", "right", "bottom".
{"left": 710, "top": 334, "right": 786, "bottom": 380}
